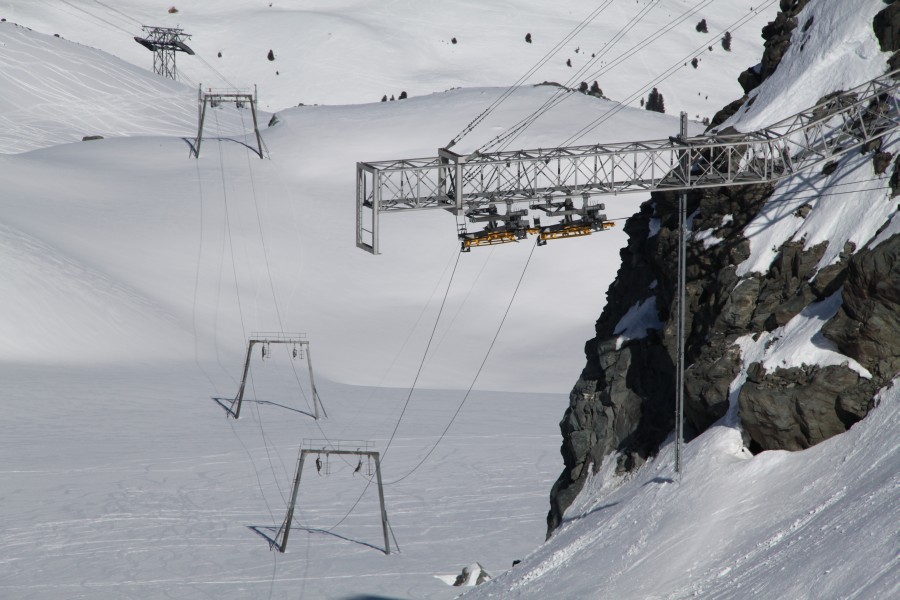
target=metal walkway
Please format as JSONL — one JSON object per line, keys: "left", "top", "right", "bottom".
{"left": 356, "top": 71, "right": 900, "bottom": 254}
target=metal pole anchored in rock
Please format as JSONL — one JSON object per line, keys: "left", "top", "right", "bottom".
{"left": 675, "top": 111, "right": 689, "bottom": 478}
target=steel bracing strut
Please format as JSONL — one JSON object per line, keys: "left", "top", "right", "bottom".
{"left": 356, "top": 71, "right": 900, "bottom": 254}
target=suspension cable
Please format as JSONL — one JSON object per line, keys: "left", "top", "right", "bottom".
{"left": 446, "top": 0, "right": 615, "bottom": 149}
{"left": 560, "top": 0, "right": 778, "bottom": 147}
{"left": 478, "top": 0, "right": 721, "bottom": 153}
{"left": 385, "top": 237, "right": 539, "bottom": 485}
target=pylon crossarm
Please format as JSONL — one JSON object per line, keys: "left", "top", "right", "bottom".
{"left": 356, "top": 70, "right": 900, "bottom": 253}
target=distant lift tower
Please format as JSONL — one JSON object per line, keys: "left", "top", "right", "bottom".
{"left": 232, "top": 332, "right": 325, "bottom": 420}
{"left": 134, "top": 26, "right": 194, "bottom": 80}
{"left": 192, "top": 85, "right": 265, "bottom": 159}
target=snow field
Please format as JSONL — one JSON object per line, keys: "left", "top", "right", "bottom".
{"left": 1, "top": 361, "right": 565, "bottom": 599}
{"left": 1, "top": 1, "right": 781, "bottom": 140}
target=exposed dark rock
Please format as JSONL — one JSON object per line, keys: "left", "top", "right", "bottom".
{"left": 739, "top": 363, "right": 872, "bottom": 451}
{"left": 794, "top": 203, "right": 812, "bottom": 218}
{"left": 716, "top": 276, "right": 761, "bottom": 331}
{"left": 873, "top": 2, "right": 900, "bottom": 53}
{"left": 708, "top": 96, "right": 749, "bottom": 131}
{"left": 733, "top": 3, "right": 819, "bottom": 118}
{"left": 810, "top": 259, "right": 849, "bottom": 299}
{"left": 81, "top": 135, "right": 104, "bottom": 141}
{"left": 684, "top": 341, "right": 742, "bottom": 430}
{"left": 738, "top": 65, "right": 762, "bottom": 95}
{"left": 864, "top": 137, "right": 884, "bottom": 154}
{"left": 737, "top": 0, "right": 812, "bottom": 96}
{"left": 749, "top": 240, "right": 828, "bottom": 331}
{"left": 874, "top": 151, "right": 893, "bottom": 174}
{"left": 891, "top": 155, "right": 900, "bottom": 197}
{"left": 547, "top": 183, "right": 774, "bottom": 535}
{"left": 547, "top": 0, "right": 896, "bottom": 537}
{"left": 823, "top": 233, "right": 900, "bottom": 380}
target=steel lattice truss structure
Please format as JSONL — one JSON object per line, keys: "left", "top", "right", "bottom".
{"left": 356, "top": 71, "right": 900, "bottom": 254}
{"left": 134, "top": 26, "right": 194, "bottom": 80}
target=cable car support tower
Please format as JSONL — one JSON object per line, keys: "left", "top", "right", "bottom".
{"left": 134, "top": 26, "right": 194, "bottom": 80}
{"left": 355, "top": 71, "right": 900, "bottom": 474}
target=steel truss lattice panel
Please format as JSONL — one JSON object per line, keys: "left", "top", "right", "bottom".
{"left": 356, "top": 72, "right": 900, "bottom": 253}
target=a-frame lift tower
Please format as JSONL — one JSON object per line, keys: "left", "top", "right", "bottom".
{"left": 231, "top": 332, "right": 325, "bottom": 420}
{"left": 192, "top": 85, "right": 265, "bottom": 159}
{"left": 355, "top": 71, "right": 900, "bottom": 474}
{"left": 272, "top": 440, "right": 393, "bottom": 555}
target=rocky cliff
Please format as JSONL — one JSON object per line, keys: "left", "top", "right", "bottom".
{"left": 548, "top": 0, "right": 900, "bottom": 535}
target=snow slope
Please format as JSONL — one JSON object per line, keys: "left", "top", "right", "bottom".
{"left": 0, "top": 24, "right": 694, "bottom": 392}
{"left": 0, "top": 0, "right": 780, "bottom": 147}
{"left": 0, "top": 22, "right": 247, "bottom": 153}
{"left": 468, "top": 382, "right": 899, "bottom": 599}
{"left": 0, "top": 9, "right": 702, "bottom": 599}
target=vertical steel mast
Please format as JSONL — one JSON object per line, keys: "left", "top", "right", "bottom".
{"left": 675, "top": 112, "right": 688, "bottom": 477}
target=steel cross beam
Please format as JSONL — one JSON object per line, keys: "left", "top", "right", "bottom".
{"left": 356, "top": 71, "right": 900, "bottom": 253}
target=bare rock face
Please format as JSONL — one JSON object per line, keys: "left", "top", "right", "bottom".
{"left": 547, "top": 183, "right": 774, "bottom": 535}
{"left": 739, "top": 363, "right": 875, "bottom": 452}
{"left": 873, "top": 2, "right": 900, "bottom": 53}
{"left": 722, "top": 0, "right": 813, "bottom": 125}
{"left": 736, "top": 0, "right": 812, "bottom": 96}
{"left": 547, "top": 0, "right": 900, "bottom": 538}
{"left": 823, "top": 234, "right": 900, "bottom": 380}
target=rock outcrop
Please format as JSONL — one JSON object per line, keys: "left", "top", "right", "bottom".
{"left": 712, "top": 0, "right": 812, "bottom": 128}
{"left": 547, "top": 1, "right": 900, "bottom": 536}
